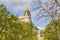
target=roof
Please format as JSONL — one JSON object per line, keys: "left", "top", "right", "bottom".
{"left": 24, "top": 7, "right": 31, "bottom": 16}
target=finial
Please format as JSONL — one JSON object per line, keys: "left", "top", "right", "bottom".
{"left": 26, "top": 5, "right": 29, "bottom": 10}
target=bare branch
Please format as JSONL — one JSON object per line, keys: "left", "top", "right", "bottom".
{"left": 32, "top": 0, "right": 60, "bottom": 20}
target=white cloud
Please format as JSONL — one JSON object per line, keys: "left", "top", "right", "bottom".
{"left": 0, "top": 0, "right": 32, "bottom": 10}
{"left": 0, "top": 0, "right": 34, "bottom": 17}
{"left": 0, "top": 0, "right": 32, "bottom": 5}
{"left": 14, "top": 6, "right": 25, "bottom": 10}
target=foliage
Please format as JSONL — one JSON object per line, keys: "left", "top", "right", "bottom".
{"left": 40, "top": 30, "right": 44, "bottom": 37}
{"left": 0, "top": 4, "right": 38, "bottom": 40}
{"left": 43, "top": 18, "right": 60, "bottom": 40}
{"left": 55, "top": 0, "right": 60, "bottom": 6}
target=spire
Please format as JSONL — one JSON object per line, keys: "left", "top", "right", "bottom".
{"left": 24, "top": 7, "right": 31, "bottom": 16}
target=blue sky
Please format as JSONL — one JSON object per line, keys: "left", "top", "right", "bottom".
{"left": 0, "top": 0, "right": 51, "bottom": 29}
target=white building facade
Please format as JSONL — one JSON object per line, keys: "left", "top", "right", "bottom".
{"left": 19, "top": 7, "right": 32, "bottom": 23}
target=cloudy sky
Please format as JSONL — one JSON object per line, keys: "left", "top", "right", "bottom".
{"left": 0, "top": 0, "right": 51, "bottom": 29}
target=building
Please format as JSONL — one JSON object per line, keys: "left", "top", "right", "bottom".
{"left": 19, "top": 7, "right": 32, "bottom": 23}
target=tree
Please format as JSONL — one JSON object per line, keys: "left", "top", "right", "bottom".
{"left": 32, "top": 0, "right": 60, "bottom": 20}
{"left": 0, "top": 4, "right": 38, "bottom": 40}
{"left": 43, "top": 19, "right": 60, "bottom": 40}
{"left": 55, "top": 0, "right": 60, "bottom": 6}
{"left": 32, "top": 0, "right": 60, "bottom": 40}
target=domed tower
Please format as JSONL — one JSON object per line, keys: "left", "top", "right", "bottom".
{"left": 24, "top": 7, "right": 31, "bottom": 23}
